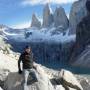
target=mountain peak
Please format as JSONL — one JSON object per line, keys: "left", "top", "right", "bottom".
{"left": 42, "top": 3, "right": 53, "bottom": 27}
{"left": 54, "top": 6, "right": 69, "bottom": 29}
{"left": 31, "top": 13, "right": 41, "bottom": 28}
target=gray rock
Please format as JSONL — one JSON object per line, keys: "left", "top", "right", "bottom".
{"left": 59, "top": 69, "right": 83, "bottom": 90}
{"left": 0, "top": 37, "right": 11, "bottom": 54}
{"left": 42, "top": 4, "right": 53, "bottom": 27}
{"left": 80, "top": 78, "right": 90, "bottom": 90}
{"left": 54, "top": 7, "right": 69, "bottom": 30}
{"left": 31, "top": 13, "right": 41, "bottom": 28}
{"left": 3, "top": 64, "right": 60, "bottom": 90}
{"left": 69, "top": 0, "right": 87, "bottom": 34}
{"left": 76, "top": 75, "right": 90, "bottom": 90}
{"left": 70, "top": 11, "right": 90, "bottom": 63}
{"left": 0, "top": 69, "right": 9, "bottom": 88}
{"left": 72, "top": 45, "right": 90, "bottom": 68}
{"left": 3, "top": 63, "right": 83, "bottom": 90}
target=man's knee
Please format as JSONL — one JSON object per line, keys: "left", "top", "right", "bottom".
{"left": 29, "top": 69, "right": 38, "bottom": 81}
{"left": 23, "top": 70, "right": 29, "bottom": 83}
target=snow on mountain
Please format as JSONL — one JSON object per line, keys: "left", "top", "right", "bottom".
{"left": 1, "top": 26, "right": 76, "bottom": 43}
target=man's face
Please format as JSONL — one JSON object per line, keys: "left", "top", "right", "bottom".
{"left": 25, "top": 48, "right": 31, "bottom": 53}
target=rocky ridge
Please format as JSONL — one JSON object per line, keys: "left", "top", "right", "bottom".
{"left": 31, "top": 3, "right": 69, "bottom": 30}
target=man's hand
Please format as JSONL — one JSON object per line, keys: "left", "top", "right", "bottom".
{"left": 18, "top": 70, "right": 22, "bottom": 74}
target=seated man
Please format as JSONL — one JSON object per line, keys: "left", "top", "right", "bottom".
{"left": 18, "top": 45, "right": 38, "bottom": 90}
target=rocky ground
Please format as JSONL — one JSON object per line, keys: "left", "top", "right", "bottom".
{"left": 0, "top": 49, "right": 90, "bottom": 90}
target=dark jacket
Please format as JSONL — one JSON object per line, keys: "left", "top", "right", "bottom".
{"left": 18, "top": 51, "right": 34, "bottom": 71}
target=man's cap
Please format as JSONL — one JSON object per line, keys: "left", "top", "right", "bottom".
{"left": 25, "top": 45, "right": 31, "bottom": 49}
{"left": 86, "top": 0, "right": 90, "bottom": 12}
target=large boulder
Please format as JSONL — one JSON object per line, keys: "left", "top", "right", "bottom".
{"left": 58, "top": 69, "right": 83, "bottom": 90}
{"left": 42, "top": 4, "right": 53, "bottom": 27}
{"left": 69, "top": 0, "right": 87, "bottom": 35}
{"left": 3, "top": 64, "right": 83, "bottom": 90}
{"left": 80, "top": 77, "right": 90, "bottom": 90}
{"left": 54, "top": 7, "right": 69, "bottom": 30}
{"left": 76, "top": 75, "right": 90, "bottom": 90}
{"left": 31, "top": 13, "right": 41, "bottom": 28}
{"left": 3, "top": 64, "right": 56, "bottom": 90}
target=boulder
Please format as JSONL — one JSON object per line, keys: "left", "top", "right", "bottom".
{"left": 57, "top": 69, "right": 83, "bottom": 90}
{"left": 76, "top": 75, "right": 90, "bottom": 90}
{"left": 31, "top": 13, "right": 41, "bottom": 28}
{"left": 80, "top": 78, "right": 90, "bottom": 90}
{"left": 3, "top": 64, "right": 54, "bottom": 90}
{"left": 54, "top": 7, "right": 69, "bottom": 30}
{"left": 0, "top": 69, "right": 9, "bottom": 88}
{"left": 3, "top": 64, "right": 83, "bottom": 90}
{"left": 69, "top": 0, "right": 87, "bottom": 34}
{"left": 42, "top": 3, "right": 53, "bottom": 27}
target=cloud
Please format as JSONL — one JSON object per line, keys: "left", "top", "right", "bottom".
{"left": 21, "top": 0, "right": 78, "bottom": 6}
{"left": 10, "top": 22, "right": 30, "bottom": 29}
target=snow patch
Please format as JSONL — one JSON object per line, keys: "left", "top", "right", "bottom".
{"left": 1, "top": 27, "right": 76, "bottom": 43}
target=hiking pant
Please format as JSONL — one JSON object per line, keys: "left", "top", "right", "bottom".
{"left": 22, "top": 68, "right": 38, "bottom": 90}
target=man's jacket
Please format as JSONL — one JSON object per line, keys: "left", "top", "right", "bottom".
{"left": 18, "top": 51, "right": 34, "bottom": 71}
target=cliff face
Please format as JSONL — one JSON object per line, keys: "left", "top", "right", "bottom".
{"left": 69, "top": 0, "right": 87, "bottom": 35}
{"left": 70, "top": 14, "right": 90, "bottom": 66}
{"left": 42, "top": 4, "right": 53, "bottom": 27}
{"left": 31, "top": 13, "right": 41, "bottom": 28}
{"left": 54, "top": 7, "right": 69, "bottom": 30}
{"left": 70, "top": 0, "right": 90, "bottom": 67}
{"left": 72, "top": 45, "right": 90, "bottom": 68}
{"left": 76, "top": 14, "right": 90, "bottom": 54}
{"left": 31, "top": 42, "right": 74, "bottom": 66}
{"left": 8, "top": 41, "right": 74, "bottom": 68}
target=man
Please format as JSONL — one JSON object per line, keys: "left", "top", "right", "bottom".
{"left": 18, "top": 45, "right": 38, "bottom": 90}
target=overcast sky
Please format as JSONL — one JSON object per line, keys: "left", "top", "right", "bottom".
{"left": 0, "top": 0, "right": 77, "bottom": 29}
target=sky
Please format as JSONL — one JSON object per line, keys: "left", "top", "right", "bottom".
{"left": 0, "top": 0, "right": 77, "bottom": 29}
